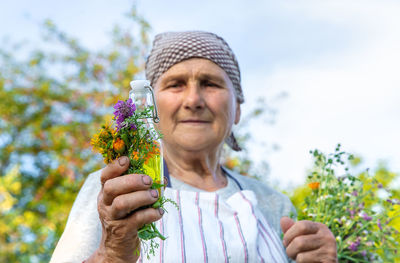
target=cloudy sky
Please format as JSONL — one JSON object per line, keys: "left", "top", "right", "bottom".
{"left": 1, "top": 0, "right": 399, "bottom": 187}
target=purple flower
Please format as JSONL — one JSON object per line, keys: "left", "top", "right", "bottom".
{"left": 113, "top": 99, "right": 136, "bottom": 130}
{"left": 349, "top": 240, "right": 360, "bottom": 252}
{"left": 377, "top": 219, "right": 382, "bottom": 230}
{"left": 361, "top": 213, "right": 372, "bottom": 221}
{"left": 377, "top": 183, "right": 383, "bottom": 189}
{"left": 350, "top": 209, "right": 355, "bottom": 217}
{"left": 361, "top": 250, "right": 367, "bottom": 257}
{"left": 352, "top": 190, "right": 358, "bottom": 196}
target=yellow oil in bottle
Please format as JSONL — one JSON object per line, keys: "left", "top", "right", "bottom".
{"left": 143, "top": 153, "right": 164, "bottom": 195}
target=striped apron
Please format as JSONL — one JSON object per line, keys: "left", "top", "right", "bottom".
{"left": 139, "top": 188, "right": 288, "bottom": 263}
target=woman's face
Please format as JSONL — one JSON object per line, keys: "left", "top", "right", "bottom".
{"left": 154, "top": 58, "right": 241, "bottom": 153}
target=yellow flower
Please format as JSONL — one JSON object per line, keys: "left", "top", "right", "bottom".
{"left": 308, "top": 182, "right": 320, "bottom": 190}
{"left": 91, "top": 123, "right": 115, "bottom": 153}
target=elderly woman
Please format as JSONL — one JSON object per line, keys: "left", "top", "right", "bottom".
{"left": 51, "top": 31, "right": 337, "bottom": 263}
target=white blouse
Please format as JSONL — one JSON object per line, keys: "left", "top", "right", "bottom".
{"left": 51, "top": 169, "right": 295, "bottom": 262}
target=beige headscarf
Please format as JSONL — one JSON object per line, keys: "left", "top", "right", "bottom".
{"left": 145, "top": 31, "right": 243, "bottom": 151}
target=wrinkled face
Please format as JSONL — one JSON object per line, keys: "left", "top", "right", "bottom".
{"left": 154, "top": 58, "right": 241, "bottom": 153}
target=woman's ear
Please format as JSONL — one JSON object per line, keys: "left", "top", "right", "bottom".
{"left": 234, "top": 103, "right": 241, "bottom": 125}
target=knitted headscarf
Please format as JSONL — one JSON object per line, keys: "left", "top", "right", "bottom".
{"left": 145, "top": 31, "right": 243, "bottom": 151}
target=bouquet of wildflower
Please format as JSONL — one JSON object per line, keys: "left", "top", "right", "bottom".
{"left": 91, "top": 98, "right": 173, "bottom": 258}
{"left": 297, "top": 145, "right": 399, "bottom": 262}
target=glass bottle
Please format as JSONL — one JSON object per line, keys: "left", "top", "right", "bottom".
{"left": 129, "top": 80, "right": 163, "bottom": 194}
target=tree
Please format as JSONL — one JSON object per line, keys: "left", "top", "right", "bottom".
{"left": 0, "top": 6, "right": 150, "bottom": 262}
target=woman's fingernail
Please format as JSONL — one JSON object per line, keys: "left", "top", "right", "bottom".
{"left": 150, "top": 189, "right": 159, "bottom": 198}
{"left": 142, "top": 175, "right": 152, "bottom": 185}
{"left": 118, "top": 156, "right": 129, "bottom": 166}
{"left": 159, "top": 208, "right": 165, "bottom": 215}
{"left": 163, "top": 176, "right": 169, "bottom": 188}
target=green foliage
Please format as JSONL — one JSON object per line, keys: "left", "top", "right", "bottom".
{"left": 289, "top": 145, "right": 400, "bottom": 262}
{"left": 0, "top": 6, "right": 150, "bottom": 262}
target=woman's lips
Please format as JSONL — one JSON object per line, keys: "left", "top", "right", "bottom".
{"left": 180, "top": 120, "right": 211, "bottom": 124}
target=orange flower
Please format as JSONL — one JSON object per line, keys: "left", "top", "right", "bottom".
{"left": 308, "top": 182, "right": 320, "bottom": 190}
{"left": 225, "top": 158, "right": 239, "bottom": 170}
{"left": 113, "top": 138, "right": 125, "bottom": 154}
{"left": 150, "top": 144, "right": 160, "bottom": 155}
{"left": 143, "top": 144, "right": 160, "bottom": 164}
{"left": 131, "top": 151, "right": 139, "bottom": 161}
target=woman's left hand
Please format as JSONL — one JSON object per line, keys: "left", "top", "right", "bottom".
{"left": 280, "top": 217, "right": 338, "bottom": 263}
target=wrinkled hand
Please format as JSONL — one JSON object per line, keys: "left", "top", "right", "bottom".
{"left": 280, "top": 217, "right": 338, "bottom": 263}
{"left": 87, "top": 156, "right": 163, "bottom": 263}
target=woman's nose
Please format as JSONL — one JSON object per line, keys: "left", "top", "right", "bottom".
{"left": 182, "top": 83, "right": 205, "bottom": 111}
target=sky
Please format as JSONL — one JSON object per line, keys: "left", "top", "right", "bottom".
{"left": 1, "top": 0, "right": 400, "bottom": 188}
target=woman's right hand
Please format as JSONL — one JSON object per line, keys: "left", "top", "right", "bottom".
{"left": 86, "top": 156, "right": 164, "bottom": 263}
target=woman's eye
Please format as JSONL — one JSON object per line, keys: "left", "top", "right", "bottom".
{"left": 167, "top": 83, "right": 181, "bottom": 89}
{"left": 204, "top": 81, "right": 217, "bottom": 87}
